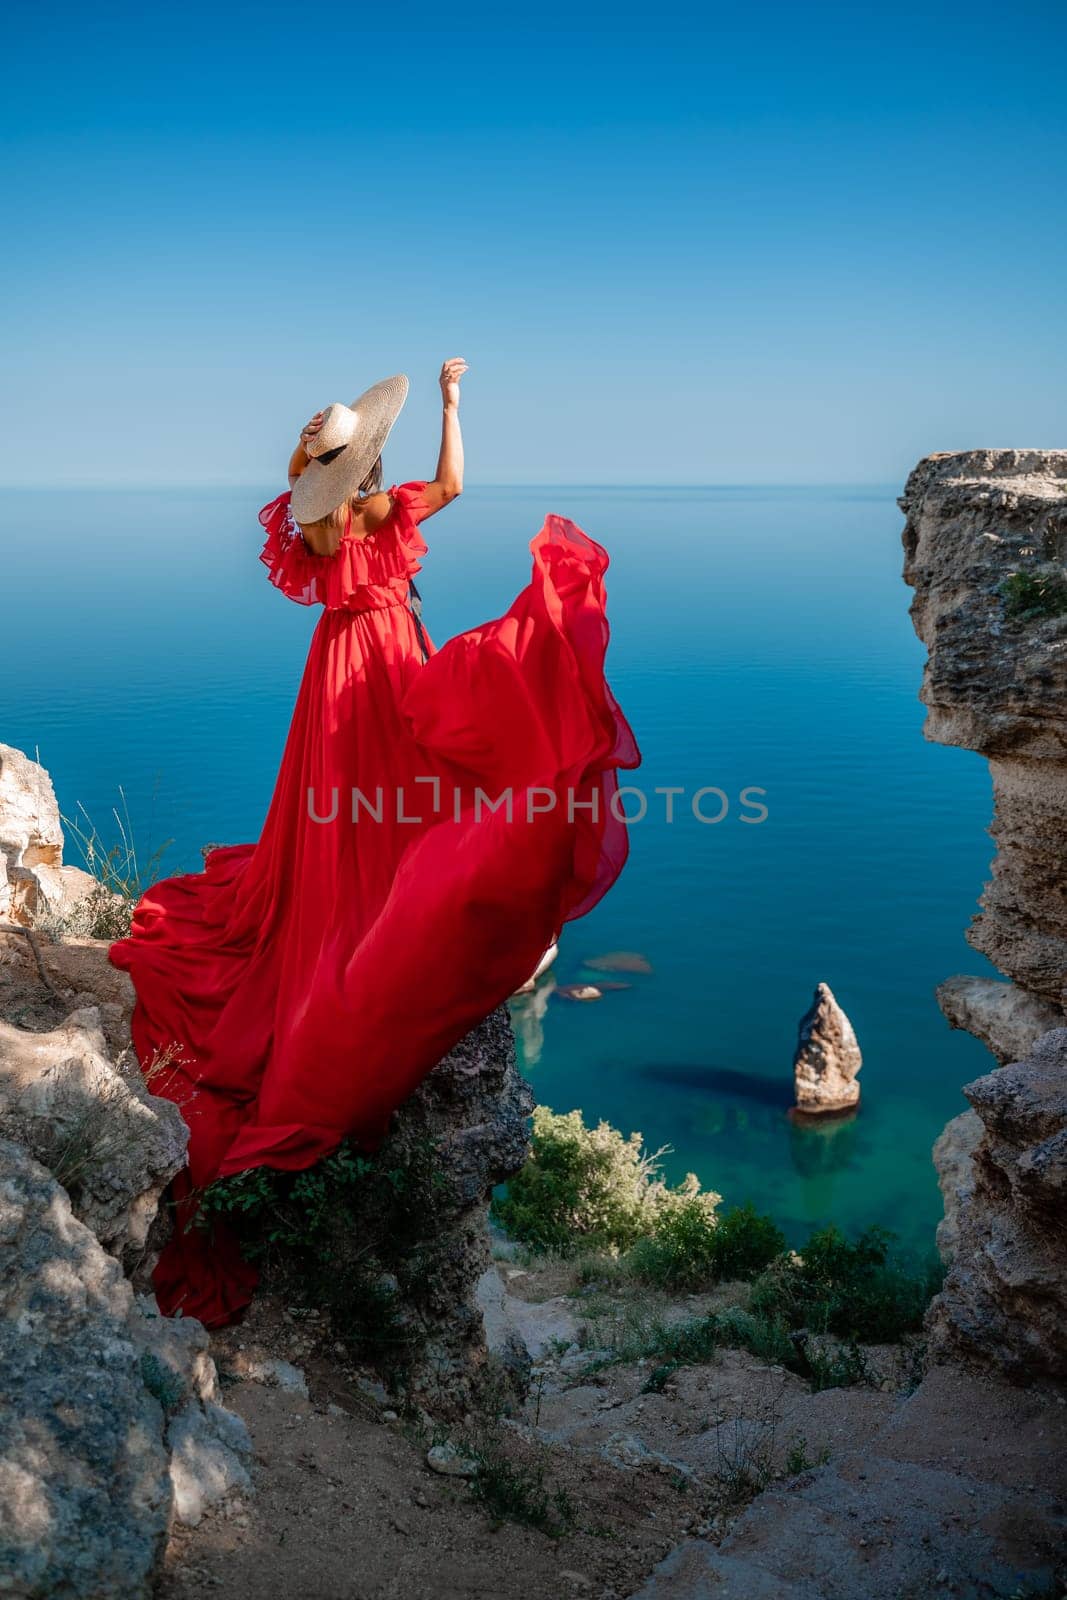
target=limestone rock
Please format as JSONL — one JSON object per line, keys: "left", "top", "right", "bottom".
{"left": 928, "top": 1027, "right": 1067, "bottom": 1378}
{"left": 238, "top": 1356, "right": 309, "bottom": 1396}
{"left": 792, "top": 982, "right": 861, "bottom": 1115}
{"left": 937, "top": 975, "right": 1064, "bottom": 1066}
{"left": 130, "top": 1296, "right": 253, "bottom": 1527}
{"left": 0, "top": 1136, "right": 252, "bottom": 1597}
{"left": 0, "top": 742, "right": 65, "bottom": 926}
{"left": 372, "top": 1007, "right": 535, "bottom": 1414}
{"left": 0, "top": 1004, "right": 188, "bottom": 1270}
{"left": 0, "top": 1137, "right": 171, "bottom": 1598}
{"left": 931, "top": 1110, "right": 983, "bottom": 1263}
{"left": 425, "top": 1441, "right": 479, "bottom": 1477}
{"left": 0, "top": 742, "right": 103, "bottom": 928}
{"left": 901, "top": 452, "right": 1067, "bottom": 1010}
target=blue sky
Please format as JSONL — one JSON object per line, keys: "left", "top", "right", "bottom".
{"left": 3, "top": 1, "right": 1065, "bottom": 487}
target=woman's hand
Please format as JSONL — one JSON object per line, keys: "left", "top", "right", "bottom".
{"left": 299, "top": 411, "right": 326, "bottom": 452}
{"left": 288, "top": 412, "right": 325, "bottom": 487}
{"left": 439, "top": 358, "right": 468, "bottom": 412}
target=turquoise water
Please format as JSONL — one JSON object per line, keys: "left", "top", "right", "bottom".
{"left": 1, "top": 486, "right": 997, "bottom": 1249}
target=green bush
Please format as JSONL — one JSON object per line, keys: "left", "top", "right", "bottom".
{"left": 198, "top": 1138, "right": 445, "bottom": 1379}
{"left": 748, "top": 1225, "right": 943, "bottom": 1343}
{"left": 1000, "top": 568, "right": 1067, "bottom": 622}
{"left": 627, "top": 1199, "right": 784, "bottom": 1290}
{"left": 706, "top": 1202, "right": 787, "bottom": 1281}
{"left": 491, "top": 1106, "right": 720, "bottom": 1253}
{"left": 626, "top": 1188, "right": 721, "bottom": 1288}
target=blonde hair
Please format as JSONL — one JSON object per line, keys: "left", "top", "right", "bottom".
{"left": 297, "top": 455, "right": 384, "bottom": 543}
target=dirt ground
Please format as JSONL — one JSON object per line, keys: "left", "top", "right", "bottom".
{"left": 156, "top": 1255, "right": 933, "bottom": 1600}
{"left": 158, "top": 1292, "right": 706, "bottom": 1600}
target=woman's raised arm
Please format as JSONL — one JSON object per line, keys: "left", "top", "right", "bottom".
{"left": 416, "top": 358, "right": 468, "bottom": 519}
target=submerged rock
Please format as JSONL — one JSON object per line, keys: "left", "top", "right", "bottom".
{"left": 583, "top": 950, "right": 653, "bottom": 974}
{"left": 792, "top": 982, "right": 862, "bottom": 1115}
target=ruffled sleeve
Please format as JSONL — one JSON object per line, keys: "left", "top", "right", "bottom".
{"left": 390, "top": 482, "right": 434, "bottom": 525}
{"left": 384, "top": 483, "right": 431, "bottom": 572}
{"left": 258, "top": 492, "right": 327, "bottom": 606}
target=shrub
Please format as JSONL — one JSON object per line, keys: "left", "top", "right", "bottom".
{"left": 707, "top": 1202, "right": 787, "bottom": 1281}
{"left": 748, "top": 1225, "right": 943, "bottom": 1343}
{"left": 198, "top": 1138, "right": 445, "bottom": 1380}
{"left": 491, "top": 1106, "right": 720, "bottom": 1253}
{"left": 625, "top": 1195, "right": 781, "bottom": 1290}
{"left": 1000, "top": 568, "right": 1067, "bottom": 623}
{"left": 711, "top": 1306, "right": 797, "bottom": 1367}
{"left": 464, "top": 1434, "right": 574, "bottom": 1537}
{"left": 53, "top": 789, "right": 174, "bottom": 940}
{"left": 626, "top": 1185, "right": 721, "bottom": 1288}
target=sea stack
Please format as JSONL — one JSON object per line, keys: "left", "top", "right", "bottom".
{"left": 793, "top": 982, "right": 862, "bottom": 1116}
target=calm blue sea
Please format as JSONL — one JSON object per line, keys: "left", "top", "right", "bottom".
{"left": 2, "top": 485, "right": 998, "bottom": 1251}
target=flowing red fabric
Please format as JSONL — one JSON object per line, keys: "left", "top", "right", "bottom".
{"left": 110, "top": 484, "right": 640, "bottom": 1326}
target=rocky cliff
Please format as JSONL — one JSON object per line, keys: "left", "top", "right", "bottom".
{"left": 0, "top": 743, "right": 534, "bottom": 1594}
{"left": 902, "top": 450, "right": 1067, "bottom": 1043}
{"left": 903, "top": 450, "right": 1067, "bottom": 1375}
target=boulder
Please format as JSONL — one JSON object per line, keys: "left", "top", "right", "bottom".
{"left": 0, "top": 1139, "right": 170, "bottom": 1599}
{"left": 0, "top": 742, "right": 100, "bottom": 928}
{"left": 368, "top": 1007, "right": 535, "bottom": 1413}
{"left": 928, "top": 1027, "right": 1067, "bottom": 1378}
{"left": 0, "top": 1005, "right": 187, "bottom": 1271}
{"left": 131, "top": 1298, "right": 252, "bottom": 1527}
{"left": 0, "top": 1138, "right": 251, "bottom": 1599}
{"left": 792, "top": 982, "right": 861, "bottom": 1115}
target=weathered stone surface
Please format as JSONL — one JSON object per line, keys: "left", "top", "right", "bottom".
{"left": 0, "top": 1138, "right": 253, "bottom": 1596}
{"left": 0, "top": 1137, "right": 171, "bottom": 1598}
{"left": 937, "top": 974, "right": 1064, "bottom": 1065}
{"left": 792, "top": 982, "right": 861, "bottom": 1115}
{"left": 631, "top": 1366, "right": 1067, "bottom": 1598}
{"left": 131, "top": 1297, "right": 253, "bottom": 1528}
{"left": 373, "top": 1006, "right": 535, "bottom": 1413}
{"left": 0, "top": 1005, "right": 187, "bottom": 1271}
{"left": 901, "top": 449, "right": 1067, "bottom": 758}
{"left": 931, "top": 1109, "right": 982, "bottom": 1263}
{"left": 902, "top": 451, "right": 1067, "bottom": 1009}
{"left": 928, "top": 1027, "right": 1067, "bottom": 1379}
{"left": 0, "top": 742, "right": 101, "bottom": 928}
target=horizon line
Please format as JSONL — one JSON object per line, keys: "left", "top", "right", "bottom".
{"left": 0, "top": 479, "right": 903, "bottom": 492}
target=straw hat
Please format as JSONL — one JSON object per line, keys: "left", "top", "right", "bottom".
{"left": 290, "top": 374, "right": 409, "bottom": 525}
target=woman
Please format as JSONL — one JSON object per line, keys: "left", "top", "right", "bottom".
{"left": 111, "top": 358, "right": 640, "bottom": 1327}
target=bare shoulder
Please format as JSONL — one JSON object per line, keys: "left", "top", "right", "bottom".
{"left": 353, "top": 491, "right": 394, "bottom": 533}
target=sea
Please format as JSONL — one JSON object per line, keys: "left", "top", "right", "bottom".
{"left": 2, "top": 484, "right": 1000, "bottom": 1252}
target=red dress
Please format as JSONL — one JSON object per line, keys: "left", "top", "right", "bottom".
{"left": 110, "top": 483, "right": 640, "bottom": 1326}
